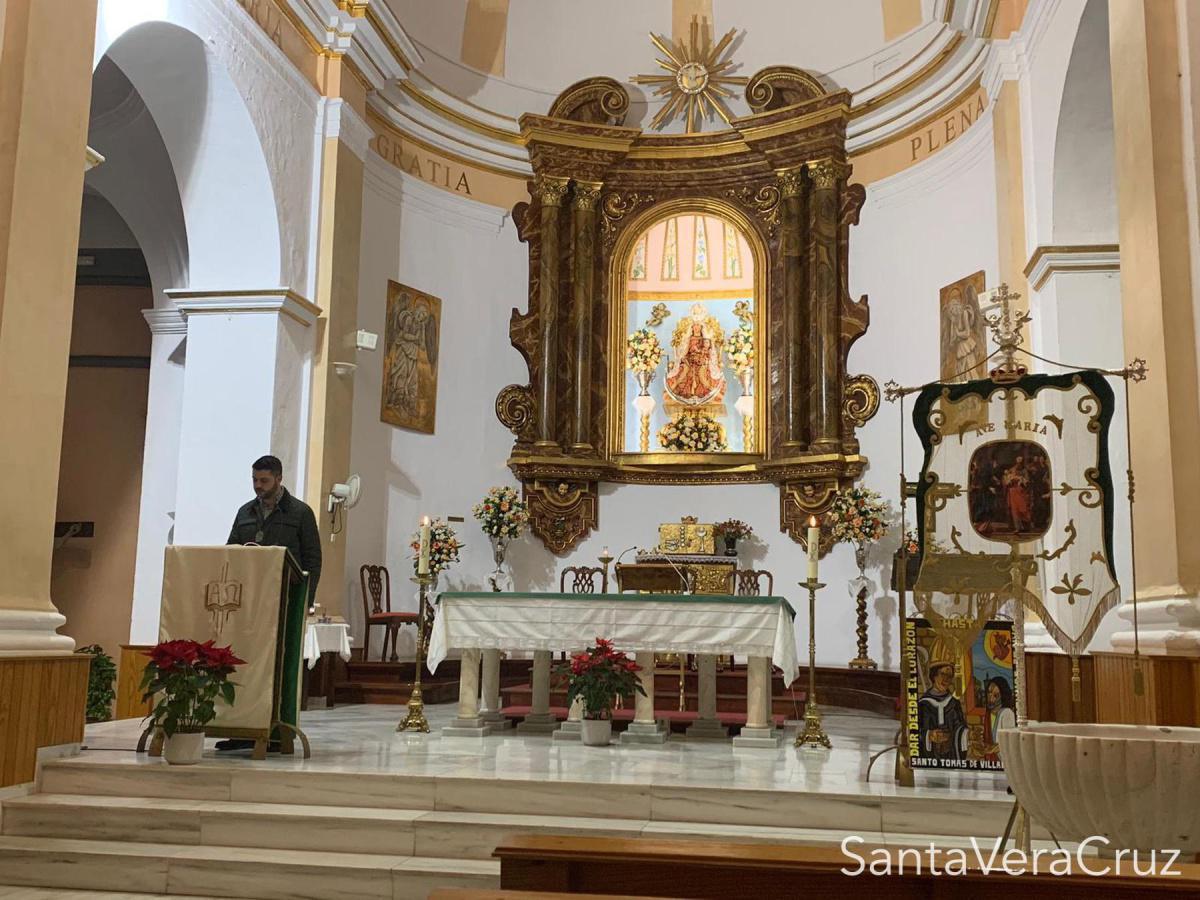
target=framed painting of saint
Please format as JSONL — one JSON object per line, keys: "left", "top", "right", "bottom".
{"left": 381, "top": 280, "right": 441, "bottom": 434}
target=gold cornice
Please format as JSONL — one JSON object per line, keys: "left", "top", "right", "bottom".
{"left": 735, "top": 102, "right": 851, "bottom": 143}
{"left": 367, "top": 107, "right": 531, "bottom": 180}
{"left": 849, "top": 32, "right": 965, "bottom": 121}
{"left": 627, "top": 288, "right": 756, "bottom": 301}
{"left": 397, "top": 80, "right": 524, "bottom": 146}
{"left": 363, "top": 6, "right": 415, "bottom": 72}
{"left": 624, "top": 136, "right": 751, "bottom": 160}
{"left": 371, "top": 100, "right": 529, "bottom": 168}
{"left": 521, "top": 124, "right": 640, "bottom": 154}
{"left": 850, "top": 77, "right": 984, "bottom": 156}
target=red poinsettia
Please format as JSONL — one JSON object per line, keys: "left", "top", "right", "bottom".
{"left": 140, "top": 639, "right": 246, "bottom": 737}
{"left": 555, "top": 637, "right": 644, "bottom": 720}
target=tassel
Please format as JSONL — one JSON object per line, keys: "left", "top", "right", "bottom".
{"left": 1133, "top": 658, "right": 1146, "bottom": 697}
{"left": 1071, "top": 656, "right": 1081, "bottom": 703}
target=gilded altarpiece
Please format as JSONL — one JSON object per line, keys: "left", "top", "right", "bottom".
{"left": 496, "top": 71, "right": 880, "bottom": 553}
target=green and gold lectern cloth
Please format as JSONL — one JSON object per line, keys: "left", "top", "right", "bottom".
{"left": 159, "top": 546, "right": 308, "bottom": 739}
{"left": 428, "top": 591, "right": 799, "bottom": 686}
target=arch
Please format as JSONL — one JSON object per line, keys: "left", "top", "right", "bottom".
{"left": 94, "top": 13, "right": 283, "bottom": 288}
{"left": 1051, "top": 0, "right": 1118, "bottom": 243}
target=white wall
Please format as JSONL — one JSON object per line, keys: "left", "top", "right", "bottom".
{"left": 346, "top": 114, "right": 1001, "bottom": 669}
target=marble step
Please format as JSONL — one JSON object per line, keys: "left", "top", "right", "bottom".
{"left": 1, "top": 793, "right": 891, "bottom": 860}
{"left": 35, "top": 758, "right": 1021, "bottom": 837}
{"left": 0, "top": 835, "right": 499, "bottom": 900}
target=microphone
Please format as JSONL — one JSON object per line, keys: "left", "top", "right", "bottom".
{"left": 661, "top": 554, "right": 693, "bottom": 595}
{"left": 615, "top": 545, "right": 638, "bottom": 565}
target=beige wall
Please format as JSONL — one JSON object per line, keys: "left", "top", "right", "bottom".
{"left": 52, "top": 284, "right": 150, "bottom": 657}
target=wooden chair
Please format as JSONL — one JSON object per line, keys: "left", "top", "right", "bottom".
{"left": 560, "top": 565, "right": 608, "bottom": 594}
{"left": 360, "top": 564, "right": 419, "bottom": 662}
{"left": 735, "top": 568, "right": 774, "bottom": 597}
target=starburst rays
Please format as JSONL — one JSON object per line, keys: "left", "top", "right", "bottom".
{"left": 631, "top": 19, "right": 748, "bottom": 133}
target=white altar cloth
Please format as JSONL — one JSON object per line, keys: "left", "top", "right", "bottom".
{"left": 427, "top": 591, "right": 799, "bottom": 686}
{"left": 303, "top": 621, "right": 352, "bottom": 669}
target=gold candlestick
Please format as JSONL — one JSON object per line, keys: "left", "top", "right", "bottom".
{"left": 795, "top": 578, "right": 831, "bottom": 749}
{"left": 598, "top": 547, "right": 614, "bottom": 592}
{"left": 397, "top": 573, "right": 433, "bottom": 733}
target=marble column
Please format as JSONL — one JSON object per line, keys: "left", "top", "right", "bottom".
{"left": 1106, "top": 0, "right": 1200, "bottom": 654}
{"left": 479, "top": 648, "right": 511, "bottom": 730}
{"left": 777, "top": 167, "right": 805, "bottom": 452}
{"left": 733, "top": 656, "right": 780, "bottom": 748}
{"left": 166, "top": 289, "right": 319, "bottom": 546}
{"left": 569, "top": 180, "right": 601, "bottom": 453}
{"left": 0, "top": 0, "right": 98, "bottom": 656}
{"left": 443, "top": 648, "right": 491, "bottom": 736}
{"left": 620, "top": 650, "right": 667, "bottom": 744}
{"left": 805, "top": 159, "right": 848, "bottom": 453}
{"left": 533, "top": 175, "right": 570, "bottom": 454}
{"left": 685, "top": 654, "right": 728, "bottom": 740}
{"left": 517, "top": 649, "right": 559, "bottom": 733}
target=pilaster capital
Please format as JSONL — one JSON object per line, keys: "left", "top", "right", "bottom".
{"left": 165, "top": 288, "right": 323, "bottom": 328}
{"left": 142, "top": 307, "right": 187, "bottom": 335}
{"left": 776, "top": 167, "right": 804, "bottom": 198}
{"left": 572, "top": 180, "right": 604, "bottom": 211}
{"left": 534, "top": 175, "right": 571, "bottom": 208}
{"left": 322, "top": 97, "right": 374, "bottom": 161}
{"left": 806, "top": 158, "right": 851, "bottom": 190}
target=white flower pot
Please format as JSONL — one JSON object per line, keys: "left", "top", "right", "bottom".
{"left": 581, "top": 718, "right": 613, "bottom": 747}
{"left": 163, "top": 731, "right": 205, "bottom": 765}
{"left": 1000, "top": 723, "right": 1200, "bottom": 852}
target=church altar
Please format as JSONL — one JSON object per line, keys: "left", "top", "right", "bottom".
{"left": 427, "top": 591, "right": 797, "bottom": 745}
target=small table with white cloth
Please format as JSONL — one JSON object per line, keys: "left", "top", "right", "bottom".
{"left": 301, "top": 621, "right": 352, "bottom": 710}
{"left": 427, "top": 591, "right": 798, "bottom": 746}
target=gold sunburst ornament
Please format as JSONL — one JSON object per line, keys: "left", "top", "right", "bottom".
{"left": 632, "top": 20, "right": 748, "bottom": 133}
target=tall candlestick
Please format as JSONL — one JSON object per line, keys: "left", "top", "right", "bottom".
{"left": 806, "top": 515, "right": 820, "bottom": 580}
{"left": 418, "top": 516, "right": 431, "bottom": 576}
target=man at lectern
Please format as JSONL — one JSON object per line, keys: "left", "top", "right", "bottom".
{"left": 218, "top": 455, "right": 322, "bottom": 753}
{"left": 226, "top": 455, "right": 323, "bottom": 599}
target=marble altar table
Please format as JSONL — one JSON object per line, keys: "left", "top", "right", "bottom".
{"left": 427, "top": 591, "right": 797, "bottom": 747}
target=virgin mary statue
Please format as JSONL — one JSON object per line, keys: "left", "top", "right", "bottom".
{"left": 665, "top": 304, "right": 726, "bottom": 405}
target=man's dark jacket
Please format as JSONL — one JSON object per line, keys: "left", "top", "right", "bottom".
{"left": 227, "top": 489, "right": 322, "bottom": 598}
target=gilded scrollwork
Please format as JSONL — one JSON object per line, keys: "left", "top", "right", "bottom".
{"left": 842, "top": 374, "right": 881, "bottom": 428}
{"left": 745, "top": 65, "right": 828, "bottom": 112}
{"left": 524, "top": 479, "right": 599, "bottom": 555}
{"left": 496, "top": 384, "right": 536, "bottom": 441}
{"left": 724, "top": 183, "right": 781, "bottom": 236}
{"left": 547, "top": 76, "right": 631, "bottom": 125}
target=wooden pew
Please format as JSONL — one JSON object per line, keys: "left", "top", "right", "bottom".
{"left": 492, "top": 835, "right": 1200, "bottom": 898}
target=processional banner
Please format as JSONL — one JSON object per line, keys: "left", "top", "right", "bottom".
{"left": 911, "top": 371, "right": 1120, "bottom": 659}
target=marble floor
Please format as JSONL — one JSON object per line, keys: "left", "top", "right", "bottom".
{"left": 78, "top": 701, "right": 1010, "bottom": 803}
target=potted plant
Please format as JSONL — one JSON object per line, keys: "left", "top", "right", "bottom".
{"left": 714, "top": 519, "right": 753, "bottom": 557}
{"left": 77, "top": 644, "right": 117, "bottom": 723}
{"left": 472, "top": 485, "right": 529, "bottom": 592}
{"left": 557, "top": 638, "right": 646, "bottom": 746}
{"left": 140, "top": 639, "right": 245, "bottom": 765}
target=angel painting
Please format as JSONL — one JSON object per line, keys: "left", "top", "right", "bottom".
{"left": 381, "top": 280, "right": 440, "bottom": 433}
{"left": 665, "top": 303, "right": 726, "bottom": 406}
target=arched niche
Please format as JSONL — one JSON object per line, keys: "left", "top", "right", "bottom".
{"left": 495, "top": 71, "right": 880, "bottom": 554}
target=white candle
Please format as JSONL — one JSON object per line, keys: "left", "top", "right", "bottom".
{"left": 602, "top": 546, "right": 611, "bottom": 558}
{"left": 418, "top": 516, "right": 431, "bottom": 575}
{"left": 806, "top": 516, "right": 820, "bottom": 582}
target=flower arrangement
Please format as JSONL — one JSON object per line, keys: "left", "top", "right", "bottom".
{"left": 139, "top": 640, "right": 246, "bottom": 737}
{"left": 900, "top": 529, "right": 947, "bottom": 557}
{"left": 625, "top": 327, "right": 664, "bottom": 373}
{"left": 410, "top": 518, "right": 463, "bottom": 576}
{"left": 724, "top": 322, "right": 755, "bottom": 374}
{"left": 472, "top": 485, "right": 529, "bottom": 540}
{"left": 658, "top": 411, "right": 727, "bottom": 452}
{"left": 825, "top": 486, "right": 891, "bottom": 546}
{"left": 715, "top": 519, "right": 753, "bottom": 540}
{"left": 557, "top": 638, "right": 646, "bottom": 720}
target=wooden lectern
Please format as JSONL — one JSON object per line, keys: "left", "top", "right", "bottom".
{"left": 140, "top": 545, "right": 311, "bottom": 760}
